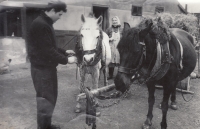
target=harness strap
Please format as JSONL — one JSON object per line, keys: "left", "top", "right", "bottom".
{"left": 76, "top": 30, "right": 103, "bottom": 66}
{"left": 150, "top": 40, "right": 162, "bottom": 76}
{"left": 151, "top": 40, "right": 171, "bottom": 80}
{"left": 118, "top": 51, "right": 144, "bottom": 74}
{"left": 176, "top": 38, "right": 183, "bottom": 70}
{"left": 83, "top": 49, "right": 97, "bottom": 55}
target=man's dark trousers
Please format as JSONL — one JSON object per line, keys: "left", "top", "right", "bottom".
{"left": 31, "top": 64, "right": 58, "bottom": 129}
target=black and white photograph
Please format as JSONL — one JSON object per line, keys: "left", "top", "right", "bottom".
{"left": 0, "top": 0, "right": 200, "bottom": 129}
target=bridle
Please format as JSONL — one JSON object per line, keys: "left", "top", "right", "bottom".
{"left": 118, "top": 42, "right": 145, "bottom": 75}
{"left": 117, "top": 24, "right": 158, "bottom": 75}
{"left": 117, "top": 23, "right": 171, "bottom": 84}
{"left": 78, "top": 29, "right": 103, "bottom": 66}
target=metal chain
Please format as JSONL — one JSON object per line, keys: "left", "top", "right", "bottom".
{"left": 98, "top": 83, "right": 141, "bottom": 108}
{"left": 98, "top": 90, "right": 129, "bottom": 108}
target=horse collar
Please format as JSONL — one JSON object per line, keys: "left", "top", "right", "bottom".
{"left": 138, "top": 40, "right": 171, "bottom": 84}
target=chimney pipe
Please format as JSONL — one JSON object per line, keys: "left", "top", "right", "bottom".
{"left": 185, "top": 4, "right": 188, "bottom": 12}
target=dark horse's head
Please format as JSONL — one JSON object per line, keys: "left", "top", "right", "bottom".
{"left": 114, "top": 17, "right": 171, "bottom": 93}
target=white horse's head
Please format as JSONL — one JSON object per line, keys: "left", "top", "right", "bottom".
{"left": 80, "top": 14, "right": 103, "bottom": 65}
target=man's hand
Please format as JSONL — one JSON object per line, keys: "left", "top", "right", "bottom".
{"left": 68, "top": 56, "right": 77, "bottom": 64}
{"left": 66, "top": 50, "right": 75, "bottom": 55}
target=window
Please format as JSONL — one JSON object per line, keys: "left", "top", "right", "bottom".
{"left": 131, "top": 5, "right": 142, "bottom": 16}
{"left": 0, "top": 8, "right": 22, "bottom": 37}
{"left": 155, "top": 6, "right": 164, "bottom": 14}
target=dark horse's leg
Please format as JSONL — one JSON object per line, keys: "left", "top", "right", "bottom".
{"left": 160, "top": 84, "right": 171, "bottom": 129}
{"left": 160, "top": 80, "right": 178, "bottom": 129}
{"left": 159, "top": 83, "right": 178, "bottom": 110}
{"left": 142, "top": 82, "right": 155, "bottom": 129}
{"left": 170, "top": 86, "right": 178, "bottom": 110}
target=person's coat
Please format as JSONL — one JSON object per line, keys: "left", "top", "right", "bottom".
{"left": 106, "top": 27, "right": 123, "bottom": 64}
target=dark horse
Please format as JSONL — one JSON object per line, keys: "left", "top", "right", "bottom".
{"left": 114, "top": 17, "right": 197, "bottom": 129}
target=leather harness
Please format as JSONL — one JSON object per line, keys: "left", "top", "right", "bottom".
{"left": 118, "top": 36, "right": 172, "bottom": 83}
{"left": 118, "top": 42, "right": 145, "bottom": 74}
{"left": 76, "top": 30, "right": 103, "bottom": 66}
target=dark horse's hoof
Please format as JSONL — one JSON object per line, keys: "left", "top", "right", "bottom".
{"left": 170, "top": 104, "right": 178, "bottom": 110}
{"left": 159, "top": 102, "right": 178, "bottom": 110}
{"left": 142, "top": 123, "right": 151, "bottom": 129}
{"left": 142, "top": 119, "right": 152, "bottom": 129}
{"left": 75, "top": 108, "right": 81, "bottom": 113}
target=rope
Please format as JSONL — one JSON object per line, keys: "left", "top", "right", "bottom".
{"left": 180, "top": 81, "right": 194, "bottom": 102}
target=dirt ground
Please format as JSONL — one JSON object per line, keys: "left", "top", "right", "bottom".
{"left": 0, "top": 63, "right": 200, "bottom": 129}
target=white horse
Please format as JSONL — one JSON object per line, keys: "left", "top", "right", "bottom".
{"left": 75, "top": 14, "right": 111, "bottom": 113}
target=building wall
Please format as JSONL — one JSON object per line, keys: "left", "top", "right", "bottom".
{"left": 1, "top": 0, "right": 186, "bottom": 64}
{"left": 0, "top": 1, "right": 144, "bottom": 64}
{"left": 53, "top": 5, "right": 142, "bottom": 31}
{"left": 0, "top": 38, "right": 26, "bottom": 65}
{"left": 54, "top": 5, "right": 91, "bottom": 31}
{"left": 63, "top": 0, "right": 145, "bottom": 10}
{"left": 143, "top": 0, "right": 184, "bottom": 17}
{"left": 109, "top": 8, "right": 142, "bottom": 27}
{"left": 52, "top": 5, "right": 143, "bottom": 51}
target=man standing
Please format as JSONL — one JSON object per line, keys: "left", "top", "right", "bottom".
{"left": 27, "top": 1, "right": 77, "bottom": 129}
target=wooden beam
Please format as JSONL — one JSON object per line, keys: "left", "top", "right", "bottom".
{"left": 76, "top": 83, "right": 115, "bottom": 101}
{"left": 21, "top": 7, "right": 29, "bottom": 62}
{"left": 4, "top": 12, "right": 7, "bottom": 36}
{"left": 155, "top": 85, "right": 194, "bottom": 94}
{"left": 21, "top": 7, "right": 26, "bottom": 39}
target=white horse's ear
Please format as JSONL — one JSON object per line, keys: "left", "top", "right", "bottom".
{"left": 81, "top": 14, "right": 85, "bottom": 23}
{"left": 97, "top": 15, "right": 103, "bottom": 25}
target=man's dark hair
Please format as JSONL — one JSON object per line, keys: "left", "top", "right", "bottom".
{"left": 45, "top": 1, "right": 67, "bottom": 13}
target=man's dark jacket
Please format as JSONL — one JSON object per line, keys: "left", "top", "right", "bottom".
{"left": 27, "top": 12, "right": 68, "bottom": 67}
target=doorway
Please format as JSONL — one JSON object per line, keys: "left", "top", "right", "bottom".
{"left": 92, "top": 5, "right": 109, "bottom": 31}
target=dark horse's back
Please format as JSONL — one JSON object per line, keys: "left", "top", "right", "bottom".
{"left": 169, "top": 28, "right": 197, "bottom": 81}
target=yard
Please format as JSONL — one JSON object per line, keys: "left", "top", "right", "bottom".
{"left": 0, "top": 63, "right": 200, "bottom": 129}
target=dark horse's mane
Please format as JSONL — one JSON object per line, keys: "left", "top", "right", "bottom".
{"left": 118, "top": 17, "right": 171, "bottom": 53}
{"left": 141, "top": 17, "right": 171, "bottom": 44}
{"left": 117, "top": 27, "right": 141, "bottom": 52}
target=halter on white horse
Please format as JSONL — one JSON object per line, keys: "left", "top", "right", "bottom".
{"left": 80, "top": 14, "right": 104, "bottom": 66}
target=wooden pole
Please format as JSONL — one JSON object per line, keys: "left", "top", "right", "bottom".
{"left": 4, "top": 12, "right": 7, "bottom": 36}
{"left": 76, "top": 83, "right": 115, "bottom": 101}
{"left": 198, "top": 45, "right": 200, "bottom": 74}
{"left": 155, "top": 85, "right": 194, "bottom": 94}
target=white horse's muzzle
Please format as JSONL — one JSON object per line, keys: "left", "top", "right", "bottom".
{"left": 83, "top": 53, "right": 95, "bottom": 64}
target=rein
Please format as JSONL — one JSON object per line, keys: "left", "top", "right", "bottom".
{"left": 180, "top": 82, "right": 194, "bottom": 102}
